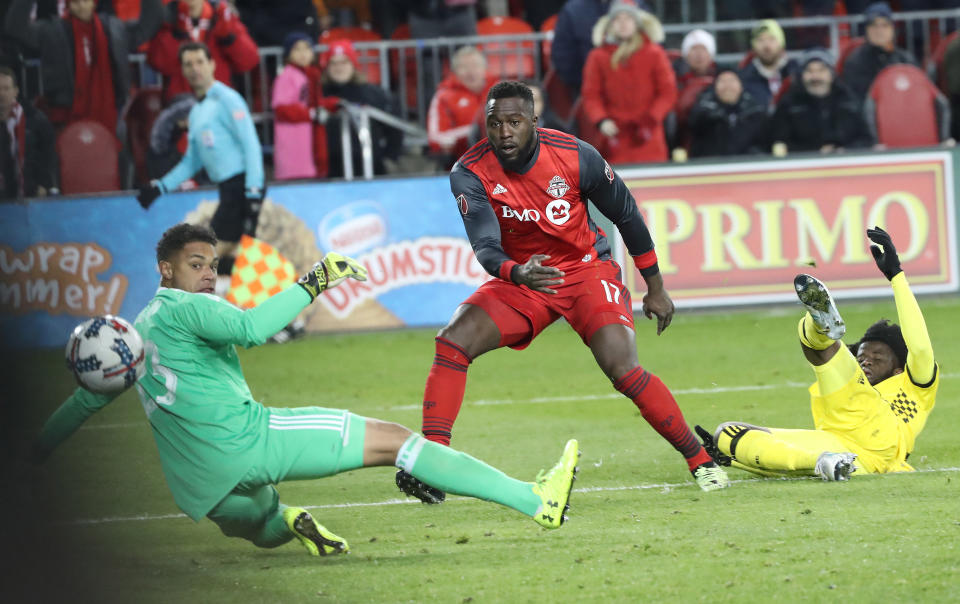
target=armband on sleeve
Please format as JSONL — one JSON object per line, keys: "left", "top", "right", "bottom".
{"left": 498, "top": 260, "right": 519, "bottom": 282}
{"left": 633, "top": 250, "right": 659, "bottom": 277}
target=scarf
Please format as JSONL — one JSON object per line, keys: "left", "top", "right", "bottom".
{"left": 0, "top": 103, "right": 25, "bottom": 198}
{"left": 752, "top": 54, "right": 790, "bottom": 100}
{"left": 177, "top": 0, "right": 214, "bottom": 41}
{"left": 69, "top": 14, "right": 117, "bottom": 133}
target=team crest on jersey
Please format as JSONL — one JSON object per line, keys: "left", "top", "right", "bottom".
{"left": 604, "top": 161, "right": 614, "bottom": 183}
{"left": 546, "top": 175, "right": 569, "bottom": 199}
{"left": 456, "top": 193, "right": 468, "bottom": 215}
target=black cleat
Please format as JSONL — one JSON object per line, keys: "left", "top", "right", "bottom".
{"left": 695, "top": 425, "right": 732, "bottom": 467}
{"left": 395, "top": 469, "right": 446, "bottom": 504}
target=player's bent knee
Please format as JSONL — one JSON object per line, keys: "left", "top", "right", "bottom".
{"left": 362, "top": 419, "right": 413, "bottom": 467}
{"left": 438, "top": 304, "right": 500, "bottom": 356}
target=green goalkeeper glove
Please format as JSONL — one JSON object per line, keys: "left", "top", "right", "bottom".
{"left": 298, "top": 252, "right": 368, "bottom": 301}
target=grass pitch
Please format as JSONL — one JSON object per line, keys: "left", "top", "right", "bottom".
{"left": 3, "top": 295, "right": 959, "bottom": 603}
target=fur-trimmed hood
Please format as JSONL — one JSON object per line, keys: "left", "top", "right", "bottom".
{"left": 591, "top": 2, "right": 664, "bottom": 47}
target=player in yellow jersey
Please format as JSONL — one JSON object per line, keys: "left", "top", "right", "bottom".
{"left": 696, "top": 227, "right": 939, "bottom": 481}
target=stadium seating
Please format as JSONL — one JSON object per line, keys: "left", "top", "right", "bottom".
{"left": 321, "top": 27, "right": 383, "bottom": 84}
{"left": 865, "top": 64, "right": 951, "bottom": 147}
{"left": 836, "top": 37, "right": 865, "bottom": 76}
{"left": 476, "top": 16, "right": 536, "bottom": 80}
{"left": 542, "top": 68, "right": 577, "bottom": 125}
{"left": 927, "top": 30, "right": 959, "bottom": 93}
{"left": 674, "top": 75, "right": 714, "bottom": 150}
{"left": 388, "top": 23, "right": 451, "bottom": 116}
{"left": 388, "top": 23, "right": 418, "bottom": 113}
{"left": 122, "top": 87, "right": 164, "bottom": 185}
{"left": 57, "top": 120, "right": 121, "bottom": 194}
{"left": 540, "top": 14, "right": 558, "bottom": 69}
{"left": 571, "top": 97, "right": 602, "bottom": 151}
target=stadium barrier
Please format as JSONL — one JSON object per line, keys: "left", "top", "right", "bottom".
{"left": 0, "top": 147, "right": 957, "bottom": 350}
{"left": 16, "top": 9, "right": 960, "bottom": 151}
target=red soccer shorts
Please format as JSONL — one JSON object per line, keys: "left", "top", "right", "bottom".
{"left": 463, "top": 259, "right": 634, "bottom": 350}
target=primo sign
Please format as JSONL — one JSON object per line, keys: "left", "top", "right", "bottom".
{"left": 616, "top": 152, "right": 958, "bottom": 307}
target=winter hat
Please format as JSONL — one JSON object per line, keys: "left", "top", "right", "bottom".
{"left": 596, "top": 0, "right": 663, "bottom": 45}
{"left": 321, "top": 39, "right": 360, "bottom": 70}
{"left": 864, "top": 1, "right": 894, "bottom": 24}
{"left": 800, "top": 47, "right": 835, "bottom": 71}
{"left": 751, "top": 19, "right": 785, "bottom": 49}
{"left": 681, "top": 29, "right": 716, "bottom": 59}
{"left": 283, "top": 32, "right": 313, "bottom": 62}
{"left": 606, "top": 0, "right": 645, "bottom": 23}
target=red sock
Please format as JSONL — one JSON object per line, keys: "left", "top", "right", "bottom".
{"left": 614, "top": 366, "right": 713, "bottom": 471}
{"left": 421, "top": 337, "right": 471, "bottom": 446}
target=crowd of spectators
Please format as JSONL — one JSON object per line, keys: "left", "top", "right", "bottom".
{"left": 1, "top": 0, "right": 959, "bottom": 200}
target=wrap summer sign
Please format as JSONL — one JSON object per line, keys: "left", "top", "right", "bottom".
{"left": 0, "top": 242, "right": 127, "bottom": 316}
{"left": 616, "top": 153, "right": 958, "bottom": 306}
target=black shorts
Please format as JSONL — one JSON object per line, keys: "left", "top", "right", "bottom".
{"left": 210, "top": 173, "right": 265, "bottom": 243}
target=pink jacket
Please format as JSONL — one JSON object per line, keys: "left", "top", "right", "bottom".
{"left": 272, "top": 65, "right": 317, "bottom": 180}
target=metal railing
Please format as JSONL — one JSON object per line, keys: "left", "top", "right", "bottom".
{"left": 661, "top": 9, "right": 960, "bottom": 69}
{"left": 14, "top": 8, "right": 960, "bottom": 181}
{"left": 337, "top": 101, "right": 428, "bottom": 180}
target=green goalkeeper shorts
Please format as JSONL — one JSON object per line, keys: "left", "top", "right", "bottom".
{"left": 233, "top": 406, "right": 368, "bottom": 490}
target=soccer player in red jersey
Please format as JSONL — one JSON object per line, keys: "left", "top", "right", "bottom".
{"left": 395, "top": 81, "right": 729, "bottom": 502}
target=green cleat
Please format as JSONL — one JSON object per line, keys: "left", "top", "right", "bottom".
{"left": 282, "top": 507, "right": 349, "bottom": 556}
{"left": 692, "top": 461, "right": 731, "bottom": 492}
{"left": 532, "top": 439, "right": 580, "bottom": 529}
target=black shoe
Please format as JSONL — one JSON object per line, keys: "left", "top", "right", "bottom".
{"left": 395, "top": 469, "right": 446, "bottom": 504}
{"left": 695, "top": 425, "right": 732, "bottom": 467}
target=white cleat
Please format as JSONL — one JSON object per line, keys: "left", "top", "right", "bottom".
{"left": 693, "top": 462, "right": 731, "bottom": 491}
{"left": 815, "top": 452, "right": 857, "bottom": 481}
{"left": 794, "top": 274, "right": 846, "bottom": 340}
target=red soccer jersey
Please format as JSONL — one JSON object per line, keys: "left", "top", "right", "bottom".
{"left": 450, "top": 128, "right": 658, "bottom": 282}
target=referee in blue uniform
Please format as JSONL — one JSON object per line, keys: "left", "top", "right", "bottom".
{"left": 138, "top": 41, "right": 265, "bottom": 276}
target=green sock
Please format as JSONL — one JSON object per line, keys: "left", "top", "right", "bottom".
{"left": 208, "top": 486, "right": 294, "bottom": 548}
{"left": 397, "top": 435, "right": 541, "bottom": 517}
{"left": 253, "top": 503, "right": 295, "bottom": 548}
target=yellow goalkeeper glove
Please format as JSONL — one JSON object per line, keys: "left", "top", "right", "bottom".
{"left": 298, "top": 252, "right": 368, "bottom": 301}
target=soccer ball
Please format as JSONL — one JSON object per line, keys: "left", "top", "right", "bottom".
{"left": 65, "top": 315, "right": 146, "bottom": 395}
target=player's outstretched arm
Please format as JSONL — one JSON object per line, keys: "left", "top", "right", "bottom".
{"left": 867, "top": 227, "right": 935, "bottom": 384}
{"left": 177, "top": 253, "right": 368, "bottom": 348}
{"left": 33, "top": 388, "right": 119, "bottom": 462}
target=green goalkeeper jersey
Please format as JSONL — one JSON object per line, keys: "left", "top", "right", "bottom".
{"left": 36, "top": 284, "right": 311, "bottom": 521}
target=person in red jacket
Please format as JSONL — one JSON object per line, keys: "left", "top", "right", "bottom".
{"left": 147, "top": 0, "right": 260, "bottom": 103}
{"left": 426, "top": 45, "right": 497, "bottom": 166}
{"left": 581, "top": 0, "right": 676, "bottom": 165}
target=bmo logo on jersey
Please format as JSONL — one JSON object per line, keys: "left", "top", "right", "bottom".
{"left": 501, "top": 206, "right": 541, "bottom": 222}
{"left": 501, "top": 201, "right": 571, "bottom": 225}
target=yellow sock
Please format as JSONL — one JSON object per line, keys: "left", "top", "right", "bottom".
{"left": 798, "top": 313, "right": 834, "bottom": 350}
{"left": 716, "top": 424, "right": 819, "bottom": 474}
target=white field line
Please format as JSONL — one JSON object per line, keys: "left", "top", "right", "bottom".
{"left": 69, "top": 466, "right": 960, "bottom": 526}
{"left": 77, "top": 372, "right": 960, "bottom": 428}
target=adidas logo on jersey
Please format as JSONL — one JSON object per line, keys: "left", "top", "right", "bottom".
{"left": 492, "top": 183, "right": 508, "bottom": 195}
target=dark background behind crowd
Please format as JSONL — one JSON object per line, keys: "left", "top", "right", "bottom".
{"left": 1, "top": 0, "right": 959, "bottom": 200}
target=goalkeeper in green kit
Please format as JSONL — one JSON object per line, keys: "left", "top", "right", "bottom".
{"left": 33, "top": 223, "right": 579, "bottom": 556}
